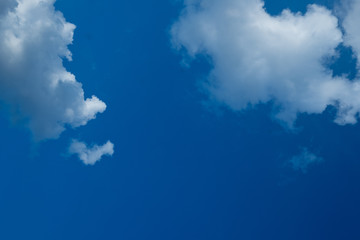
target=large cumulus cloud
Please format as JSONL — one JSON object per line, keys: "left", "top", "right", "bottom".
{"left": 0, "top": 0, "right": 106, "bottom": 140}
{"left": 171, "top": 0, "right": 360, "bottom": 126}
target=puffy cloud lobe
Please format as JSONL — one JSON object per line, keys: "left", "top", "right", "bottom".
{"left": 343, "top": 0, "right": 360, "bottom": 69}
{"left": 171, "top": 0, "right": 360, "bottom": 126}
{"left": 0, "top": 0, "right": 106, "bottom": 140}
{"left": 289, "top": 149, "right": 323, "bottom": 173}
{"left": 69, "top": 139, "right": 114, "bottom": 165}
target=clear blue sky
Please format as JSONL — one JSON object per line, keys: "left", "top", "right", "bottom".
{"left": 1, "top": 0, "right": 360, "bottom": 239}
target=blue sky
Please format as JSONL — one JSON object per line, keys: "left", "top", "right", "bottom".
{"left": 1, "top": 0, "right": 360, "bottom": 239}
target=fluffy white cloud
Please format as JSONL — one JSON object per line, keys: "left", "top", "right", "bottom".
{"left": 0, "top": 0, "right": 106, "bottom": 140}
{"left": 289, "top": 149, "right": 323, "bottom": 173}
{"left": 343, "top": 0, "right": 360, "bottom": 69}
{"left": 69, "top": 139, "right": 114, "bottom": 165}
{"left": 171, "top": 0, "right": 360, "bottom": 126}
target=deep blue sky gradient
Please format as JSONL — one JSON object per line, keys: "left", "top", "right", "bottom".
{"left": 1, "top": 0, "right": 360, "bottom": 239}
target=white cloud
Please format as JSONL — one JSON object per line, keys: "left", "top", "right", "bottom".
{"left": 0, "top": 0, "right": 106, "bottom": 140}
{"left": 343, "top": 0, "right": 360, "bottom": 69}
{"left": 289, "top": 149, "right": 323, "bottom": 173}
{"left": 69, "top": 139, "right": 114, "bottom": 165}
{"left": 171, "top": 0, "right": 360, "bottom": 126}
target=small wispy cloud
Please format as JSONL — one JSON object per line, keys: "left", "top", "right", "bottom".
{"left": 69, "top": 140, "right": 115, "bottom": 166}
{"left": 289, "top": 149, "right": 323, "bottom": 174}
